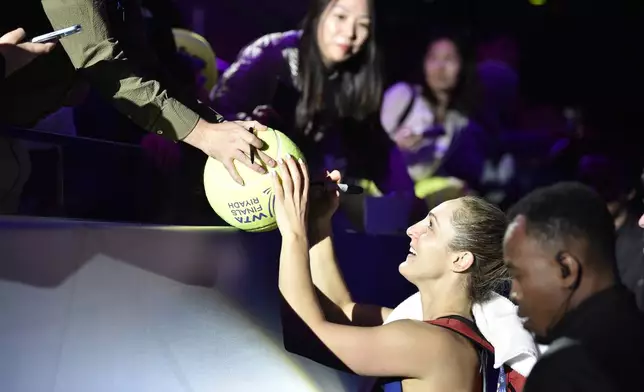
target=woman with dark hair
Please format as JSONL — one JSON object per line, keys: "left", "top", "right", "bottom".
{"left": 271, "top": 157, "right": 515, "bottom": 391}
{"left": 380, "top": 35, "right": 488, "bottom": 202}
{"left": 211, "top": 0, "right": 414, "bottom": 205}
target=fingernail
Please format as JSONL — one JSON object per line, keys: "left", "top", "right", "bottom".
{"left": 298, "top": 158, "right": 304, "bottom": 164}
{"left": 259, "top": 167, "right": 267, "bottom": 174}
{"left": 267, "top": 159, "right": 276, "bottom": 167}
{"left": 277, "top": 157, "right": 284, "bottom": 164}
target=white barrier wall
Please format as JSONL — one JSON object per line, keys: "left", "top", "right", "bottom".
{"left": 0, "top": 216, "right": 369, "bottom": 392}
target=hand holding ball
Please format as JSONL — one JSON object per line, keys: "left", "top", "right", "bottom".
{"left": 203, "top": 128, "right": 306, "bottom": 232}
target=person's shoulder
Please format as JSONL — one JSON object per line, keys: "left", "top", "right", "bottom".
{"left": 381, "top": 82, "right": 418, "bottom": 121}
{"left": 532, "top": 338, "right": 603, "bottom": 379}
{"left": 240, "top": 30, "right": 301, "bottom": 56}
{"left": 383, "top": 82, "right": 416, "bottom": 101}
{"left": 526, "top": 342, "right": 615, "bottom": 392}
{"left": 541, "top": 337, "right": 584, "bottom": 359}
{"left": 418, "top": 320, "right": 482, "bottom": 382}
{"left": 412, "top": 320, "right": 482, "bottom": 361}
{"left": 388, "top": 319, "right": 463, "bottom": 345}
{"left": 375, "top": 319, "right": 479, "bottom": 375}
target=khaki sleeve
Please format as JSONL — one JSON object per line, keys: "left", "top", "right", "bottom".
{"left": 41, "top": 0, "right": 201, "bottom": 140}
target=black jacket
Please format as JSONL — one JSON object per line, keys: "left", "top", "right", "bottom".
{"left": 616, "top": 209, "right": 644, "bottom": 311}
{"left": 525, "top": 286, "right": 644, "bottom": 392}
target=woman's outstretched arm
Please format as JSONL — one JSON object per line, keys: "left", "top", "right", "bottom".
{"left": 274, "top": 156, "right": 436, "bottom": 378}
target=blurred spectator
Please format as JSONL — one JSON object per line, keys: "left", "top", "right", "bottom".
{"left": 577, "top": 154, "right": 644, "bottom": 310}
{"left": 474, "top": 33, "right": 528, "bottom": 207}
{"left": 476, "top": 33, "right": 520, "bottom": 136}
{"left": 548, "top": 95, "right": 643, "bottom": 182}
{"left": 379, "top": 34, "right": 488, "bottom": 203}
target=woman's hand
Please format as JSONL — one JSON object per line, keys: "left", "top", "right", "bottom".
{"left": 308, "top": 170, "right": 342, "bottom": 228}
{"left": 271, "top": 155, "right": 309, "bottom": 239}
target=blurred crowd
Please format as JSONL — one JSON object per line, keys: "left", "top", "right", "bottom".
{"left": 1, "top": 1, "right": 640, "bottom": 219}
{"left": 4, "top": 2, "right": 641, "bottom": 246}
{"left": 1, "top": 0, "right": 642, "bottom": 272}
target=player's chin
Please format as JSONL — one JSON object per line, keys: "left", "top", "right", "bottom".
{"left": 398, "top": 259, "right": 413, "bottom": 277}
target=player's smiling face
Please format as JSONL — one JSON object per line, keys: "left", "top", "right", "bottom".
{"left": 399, "top": 199, "right": 468, "bottom": 284}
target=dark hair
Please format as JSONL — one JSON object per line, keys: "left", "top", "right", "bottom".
{"left": 507, "top": 182, "right": 617, "bottom": 269}
{"left": 419, "top": 34, "right": 479, "bottom": 116}
{"left": 296, "top": 0, "right": 383, "bottom": 129}
{"left": 449, "top": 196, "right": 509, "bottom": 303}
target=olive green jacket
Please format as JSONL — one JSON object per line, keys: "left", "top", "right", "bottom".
{"left": 0, "top": 0, "right": 221, "bottom": 140}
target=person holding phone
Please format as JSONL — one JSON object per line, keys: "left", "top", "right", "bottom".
{"left": 0, "top": 27, "right": 56, "bottom": 78}
{"left": 0, "top": 0, "right": 273, "bottom": 185}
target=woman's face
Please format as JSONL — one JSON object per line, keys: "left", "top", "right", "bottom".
{"left": 399, "top": 199, "right": 463, "bottom": 284}
{"left": 424, "top": 39, "right": 462, "bottom": 94}
{"left": 317, "top": 0, "right": 371, "bottom": 66}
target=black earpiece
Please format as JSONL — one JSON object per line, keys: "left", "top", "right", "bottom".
{"left": 556, "top": 251, "right": 582, "bottom": 290}
{"left": 556, "top": 252, "right": 570, "bottom": 278}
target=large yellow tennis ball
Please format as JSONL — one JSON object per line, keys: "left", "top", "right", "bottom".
{"left": 203, "top": 128, "right": 305, "bottom": 232}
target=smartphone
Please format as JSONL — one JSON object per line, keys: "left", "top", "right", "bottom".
{"left": 31, "top": 24, "right": 82, "bottom": 44}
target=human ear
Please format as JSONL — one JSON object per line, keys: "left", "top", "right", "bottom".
{"left": 453, "top": 251, "right": 474, "bottom": 273}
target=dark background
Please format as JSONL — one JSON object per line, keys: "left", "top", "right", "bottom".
{"left": 179, "top": 0, "right": 643, "bottom": 111}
